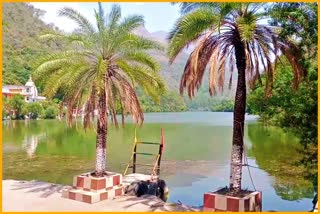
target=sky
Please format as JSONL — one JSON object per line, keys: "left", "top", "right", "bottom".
{"left": 30, "top": 2, "right": 181, "bottom": 33}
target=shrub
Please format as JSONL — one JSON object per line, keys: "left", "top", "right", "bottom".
{"left": 44, "top": 106, "right": 58, "bottom": 119}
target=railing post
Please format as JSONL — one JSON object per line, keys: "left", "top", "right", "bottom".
{"left": 133, "top": 144, "right": 137, "bottom": 173}
{"left": 133, "top": 128, "right": 138, "bottom": 173}
{"left": 157, "top": 128, "right": 164, "bottom": 176}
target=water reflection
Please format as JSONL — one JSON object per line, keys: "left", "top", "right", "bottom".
{"left": 247, "top": 124, "right": 315, "bottom": 201}
{"left": 22, "top": 134, "right": 46, "bottom": 158}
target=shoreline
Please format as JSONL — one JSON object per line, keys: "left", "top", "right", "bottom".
{"left": 2, "top": 179, "right": 199, "bottom": 212}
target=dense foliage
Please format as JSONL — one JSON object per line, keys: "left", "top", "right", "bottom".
{"left": 2, "top": 95, "right": 60, "bottom": 120}
{"left": 139, "top": 90, "right": 187, "bottom": 112}
{"left": 248, "top": 2, "right": 318, "bottom": 191}
{"left": 248, "top": 63, "right": 317, "bottom": 142}
{"left": 211, "top": 100, "right": 234, "bottom": 112}
{"left": 2, "top": 3, "right": 61, "bottom": 85}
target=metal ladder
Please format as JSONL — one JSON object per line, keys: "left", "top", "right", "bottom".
{"left": 124, "top": 128, "right": 165, "bottom": 178}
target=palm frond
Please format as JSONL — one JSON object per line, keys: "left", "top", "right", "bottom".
{"left": 167, "top": 8, "right": 219, "bottom": 63}
{"left": 58, "top": 7, "right": 95, "bottom": 33}
{"left": 169, "top": 2, "right": 306, "bottom": 100}
{"left": 37, "top": 3, "right": 166, "bottom": 129}
{"left": 122, "top": 51, "right": 160, "bottom": 72}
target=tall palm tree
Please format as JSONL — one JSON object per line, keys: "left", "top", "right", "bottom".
{"left": 168, "top": 3, "right": 305, "bottom": 194}
{"left": 34, "top": 3, "right": 165, "bottom": 177}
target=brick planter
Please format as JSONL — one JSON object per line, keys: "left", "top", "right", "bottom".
{"left": 203, "top": 188, "right": 262, "bottom": 212}
{"left": 62, "top": 171, "right": 123, "bottom": 204}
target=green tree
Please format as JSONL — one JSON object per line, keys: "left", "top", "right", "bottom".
{"left": 44, "top": 106, "right": 58, "bottom": 119}
{"left": 168, "top": 3, "right": 305, "bottom": 194}
{"left": 211, "top": 99, "right": 234, "bottom": 112}
{"left": 139, "top": 90, "right": 187, "bottom": 112}
{"left": 34, "top": 3, "right": 165, "bottom": 177}
{"left": 25, "top": 102, "right": 44, "bottom": 119}
{"left": 2, "top": 97, "right": 10, "bottom": 119}
{"left": 248, "top": 2, "right": 318, "bottom": 190}
{"left": 268, "top": 3, "right": 317, "bottom": 61}
{"left": 8, "top": 95, "right": 26, "bottom": 120}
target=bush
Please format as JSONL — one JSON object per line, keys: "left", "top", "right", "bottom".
{"left": 211, "top": 99, "right": 234, "bottom": 112}
{"left": 26, "top": 102, "right": 44, "bottom": 119}
{"left": 44, "top": 106, "right": 58, "bottom": 119}
{"left": 8, "top": 95, "right": 25, "bottom": 119}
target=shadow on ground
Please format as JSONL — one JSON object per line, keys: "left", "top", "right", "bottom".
{"left": 10, "top": 180, "right": 70, "bottom": 198}
{"left": 8, "top": 180, "right": 200, "bottom": 211}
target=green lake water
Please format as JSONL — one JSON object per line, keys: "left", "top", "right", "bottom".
{"left": 2, "top": 112, "right": 316, "bottom": 211}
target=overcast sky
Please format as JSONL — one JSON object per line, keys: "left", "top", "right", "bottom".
{"left": 30, "top": 2, "right": 180, "bottom": 33}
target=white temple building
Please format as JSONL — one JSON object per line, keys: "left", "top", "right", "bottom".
{"left": 2, "top": 76, "right": 46, "bottom": 102}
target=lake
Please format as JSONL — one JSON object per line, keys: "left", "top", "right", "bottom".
{"left": 2, "top": 112, "right": 315, "bottom": 211}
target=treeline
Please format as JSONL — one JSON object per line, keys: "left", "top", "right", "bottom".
{"left": 211, "top": 100, "right": 234, "bottom": 112}
{"left": 139, "top": 91, "right": 187, "bottom": 112}
{"left": 2, "top": 95, "right": 59, "bottom": 120}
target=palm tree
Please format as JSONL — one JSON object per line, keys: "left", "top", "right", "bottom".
{"left": 168, "top": 3, "right": 305, "bottom": 194}
{"left": 34, "top": 3, "right": 165, "bottom": 177}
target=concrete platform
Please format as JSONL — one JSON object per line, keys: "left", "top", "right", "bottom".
{"left": 3, "top": 179, "right": 199, "bottom": 212}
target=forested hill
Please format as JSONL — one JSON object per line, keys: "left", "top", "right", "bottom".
{"left": 134, "top": 26, "right": 235, "bottom": 110}
{"left": 2, "top": 3, "right": 233, "bottom": 111}
{"left": 2, "top": 3, "right": 61, "bottom": 85}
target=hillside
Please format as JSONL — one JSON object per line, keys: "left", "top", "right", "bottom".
{"left": 2, "top": 3, "right": 61, "bottom": 85}
{"left": 134, "top": 26, "right": 236, "bottom": 110}
{"left": 2, "top": 3, "right": 233, "bottom": 111}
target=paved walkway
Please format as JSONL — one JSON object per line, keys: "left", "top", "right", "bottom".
{"left": 3, "top": 180, "right": 198, "bottom": 212}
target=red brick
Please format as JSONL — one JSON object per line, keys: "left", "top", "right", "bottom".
{"left": 97, "top": 178, "right": 106, "bottom": 189}
{"left": 91, "top": 179, "right": 97, "bottom": 190}
{"left": 255, "top": 192, "right": 262, "bottom": 205}
{"left": 203, "top": 193, "right": 215, "bottom": 208}
{"left": 244, "top": 198, "right": 250, "bottom": 211}
{"left": 113, "top": 175, "right": 120, "bottom": 186}
{"left": 100, "top": 192, "right": 108, "bottom": 200}
{"left": 227, "top": 197, "right": 239, "bottom": 212}
{"left": 91, "top": 179, "right": 106, "bottom": 190}
{"left": 69, "top": 192, "right": 76, "bottom": 200}
{"left": 83, "top": 195, "right": 92, "bottom": 203}
{"left": 83, "top": 188, "right": 90, "bottom": 191}
{"left": 255, "top": 192, "right": 262, "bottom": 211}
{"left": 115, "top": 188, "right": 122, "bottom": 197}
{"left": 76, "top": 177, "right": 84, "bottom": 188}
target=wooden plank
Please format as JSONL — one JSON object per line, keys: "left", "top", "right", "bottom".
{"left": 128, "top": 164, "right": 160, "bottom": 168}
{"left": 137, "top": 141, "right": 160, "bottom": 145}
{"left": 134, "top": 152, "right": 158, "bottom": 156}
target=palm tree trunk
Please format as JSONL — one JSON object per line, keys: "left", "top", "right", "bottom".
{"left": 229, "top": 38, "right": 246, "bottom": 193}
{"left": 95, "top": 90, "right": 108, "bottom": 177}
